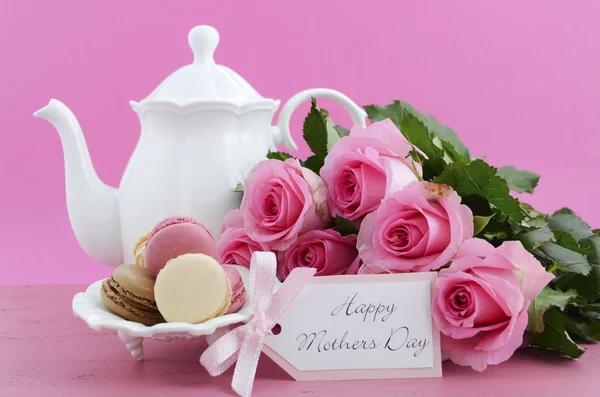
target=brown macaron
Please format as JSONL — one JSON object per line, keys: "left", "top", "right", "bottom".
{"left": 101, "top": 264, "right": 164, "bottom": 326}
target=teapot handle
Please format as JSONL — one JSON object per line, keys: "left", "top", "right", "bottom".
{"left": 273, "top": 88, "right": 367, "bottom": 151}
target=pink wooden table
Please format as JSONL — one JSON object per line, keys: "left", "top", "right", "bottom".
{"left": 1, "top": 285, "right": 599, "bottom": 396}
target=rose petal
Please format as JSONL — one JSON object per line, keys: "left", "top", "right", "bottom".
{"left": 424, "top": 192, "right": 472, "bottom": 270}
{"left": 441, "top": 333, "right": 488, "bottom": 371}
{"left": 302, "top": 166, "right": 331, "bottom": 222}
{"left": 350, "top": 119, "right": 413, "bottom": 158}
{"left": 470, "top": 264, "right": 525, "bottom": 317}
{"left": 221, "top": 209, "right": 244, "bottom": 232}
{"left": 456, "top": 238, "right": 496, "bottom": 259}
{"left": 479, "top": 310, "right": 528, "bottom": 365}
{"left": 241, "top": 158, "right": 329, "bottom": 250}
{"left": 357, "top": 211, "right": 379, "bottom": 265}
{"left": 438, "top": 260, "right": 520, "bottom": 320}
{"left": 218, "top": 226, "right": 269, "bottom": 268}
{"left": 357, "top": 262, "right": 393, "bottom": 274}
{"left": 440, "top": 310, "right": 527, "bottom": 372}
{"left": 358, "top": 161, "right": 387, "bottom": 214}
{"left": 381, "top": 156, "right": 420, "bottom": 197}
{"left": 470, "top": 283, "right": 509, "bottom": 326}
{"left": 496, "top": 241, "right": 555, "bottom": 301}
{"left": 458, "top": 204, "right": 475, "bottom": 241}
{"left": 279, "top": 229, "right": 359, "bottom": 279}
{"left": 433, "top": 272, "right": 509, "bottom": 339}
{"left": 421, "top": 206, "right": 451, "bottom": 255}
{"left": 344, "top": 255, "right": 362, "bottom": 274}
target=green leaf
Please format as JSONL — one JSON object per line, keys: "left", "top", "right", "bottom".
{"left": 526, "top": 217, "right": 550, "bottom": 228}
{"left": 427, "top": 115, "right": 470, "bottom": 159}
{"left": 334, "top": 125, "right": 350, "bottom": 137}
{"left": 593, "top": 229, "right": 600, "bottom": 237}
{"left": 232, "top": 183, "right": 244, "bottom": 193}
{"left": 580, "top": 303, "right": 600, "bottom": 312}
{"left": 433, "top": 159, "right": 523, "bottom": 223}
{"left": 566, "top": 311, "right": 600, "bottom": 342}
{"left": 555, "top": 265, "right": 600, "bottom": 302}
{"left": 399, "top": 114, "right": 445, "bottom": 161}
{"left": 531, "top": 308, "right": 585, "bottom": 358}
{"left": 334, "top": 216, "right": 359, "bottom": 236}
{"left": 473, "top": 215, "right": 492, "bottom": 235}
{"left": 518, "top": 227, "right": 555, "bottom": 251}
{"left": 303, "top": 155, "right": 323, "bottom": 174}
{"left": 460, "top": 195, "right": 493, "bottom": 217}
{"left": 527, "top": 287, "right": 582, "bottom": 333}
{"left": 496, "top": 166, "right": 540, "bottom": 194}
{"left": 266, "top": 151, "right": 293, "bottom": 161}
{"left": 302, "top": 98, "right": 329, "bottom": 171}
{"left": 364, "top": 100, "right": 470, "bottom": 160}
{"left": 439, "top": 140, "right": 465, "bottom": 162}
{"left": 323, "top": 110, "right": 341, "bottom": 151}
{"left": 553, "top": 230, "right": 590, "bottom": 255}
{"left": 422, "top": 158, "right": 446, "bottom": 181}
{"left": 397, "top": 114, "right": 447, "bottom": 179}
{"left": 365, "top": 100, "right": 428, "bottom": 126}
{"left": 536, "top": 242, "right": 591, "bottom": 275}
{"left": 482, "top": 218, "right": 513, "bottom": 241}
{"left": 582, "top": 236, "right": 600, "bottom": 265}
{"left": 548, "top": 208, "right": 594, "bottom": 242}
{"left": 521, "top": 202, "right": 544, "bottom": 219}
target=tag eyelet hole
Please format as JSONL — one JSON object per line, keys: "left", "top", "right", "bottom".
{"left": 271, "top": 324, "right": 282, "bottom": 335}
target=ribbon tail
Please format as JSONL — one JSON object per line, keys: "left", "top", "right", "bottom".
{"left": 206, "top": 326, "right": 230, "bottom": 346}
{"left": 231, "top": 330, "right": 265, "bottom": 397}
{"left": 248, "top": 252, "right": 277, "bottom": 313}
{"left": 200, "top": 325, "right": 249, "bottom": 377}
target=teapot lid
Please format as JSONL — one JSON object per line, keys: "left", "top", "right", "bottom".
{"left": 136, "top": 25, "right": 274, "bottom": 108}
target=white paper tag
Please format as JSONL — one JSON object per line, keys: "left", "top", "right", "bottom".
{"left": 262, "top": 272, "right": 442, "bottom": 381}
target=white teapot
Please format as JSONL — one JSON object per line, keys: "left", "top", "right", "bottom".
{"left": 34, "top": 25, "right": 367, "bottom": 267}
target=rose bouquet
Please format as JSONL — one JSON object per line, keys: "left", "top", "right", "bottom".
{"left": 218, "top": 99, "right": 600, "bottom": 371}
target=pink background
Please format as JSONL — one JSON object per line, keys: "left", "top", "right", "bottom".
{"left": 1, "top": 0, "right": 598, "bottom": 285}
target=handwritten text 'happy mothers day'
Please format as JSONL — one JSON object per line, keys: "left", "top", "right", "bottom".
{"left": 295, "top": 292, "right": 430, "bottom": 357}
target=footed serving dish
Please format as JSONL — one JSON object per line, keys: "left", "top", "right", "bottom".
{"left": 72, "top": 265, "right": 257, "bottom": 360}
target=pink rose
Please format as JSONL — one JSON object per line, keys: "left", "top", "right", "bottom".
{"left": 433, "top": 238, "right": 554, "bottom": 371}
{"left": 357, "top": 181, "right": 474, "bottom": 272}
{"left": 241, "top": 159, "right": 331, "bottom": 251}
{"left": 217, "top": 210, "right": 270, "bottom": 268}
{"left": 321, "top": 119, "right": 421, "bottom": 222}
{"left": 278, "top": 229, "right": 360, "bottom": 280}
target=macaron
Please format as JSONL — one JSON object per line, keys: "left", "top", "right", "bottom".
{"left": 100, "top": 264, "right": 164, "bottom": 326}
{"left": 133, "top": 232, "right": 149, "bottom": 267}
{"left": 154, "top": 254, "right": 231, "bottom": 323}
{"left": 224, "top": 265, "right": 246, "bottom": 314}
{"left": 145, "top": 216, "right": 217, "bottom": 277}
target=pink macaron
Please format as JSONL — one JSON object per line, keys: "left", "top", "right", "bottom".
{"left": 223, "top": 265, "right": 246, "bottom": 314}
{"left": 145, "top": 216, "right": 217, "bottom": 277}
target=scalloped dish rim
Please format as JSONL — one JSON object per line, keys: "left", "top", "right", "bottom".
{"left": 72, "top": 265, "right": 257, "bottom": 339}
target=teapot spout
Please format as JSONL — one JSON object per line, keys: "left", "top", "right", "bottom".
{"left": 34, "top": 99, "right": 123, "bottom": 266}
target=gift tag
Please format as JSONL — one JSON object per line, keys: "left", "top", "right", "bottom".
{"left": 262, "top": 272, "right": 442, "bottom": 381}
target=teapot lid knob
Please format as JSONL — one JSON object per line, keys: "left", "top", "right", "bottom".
{"left": 188, "top": 25, "right": 219, "bottom": 65}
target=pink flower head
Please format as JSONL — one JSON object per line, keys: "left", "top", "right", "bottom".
{"left": 357, "top": 181, "right": 474, "bottom": 272}
{"left": 320, "top": 119, "right": 421, "bottom": 222}
{"left": 217, "top": 210, "right": 270, "bottom": 268}
{"left": 278, "top": 229, "right": 360, "bottom": 280}
{"left": 240, "top": 159, "right": 331, "bottom": 251}
{"left": 433, "top": 238, "right": 554, "bottom": 371}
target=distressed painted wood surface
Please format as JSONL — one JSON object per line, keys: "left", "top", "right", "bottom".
{"left": 1, "top": 285, "right": 599, "bottom": 396}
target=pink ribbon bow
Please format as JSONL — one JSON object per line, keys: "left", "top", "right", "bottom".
{"left": 200, "top": 251, "right": 315, "bottom": 397}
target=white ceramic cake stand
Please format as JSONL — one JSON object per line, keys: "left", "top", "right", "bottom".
{"left": 72, "top": 265, "right": 255, "bottom": 361}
